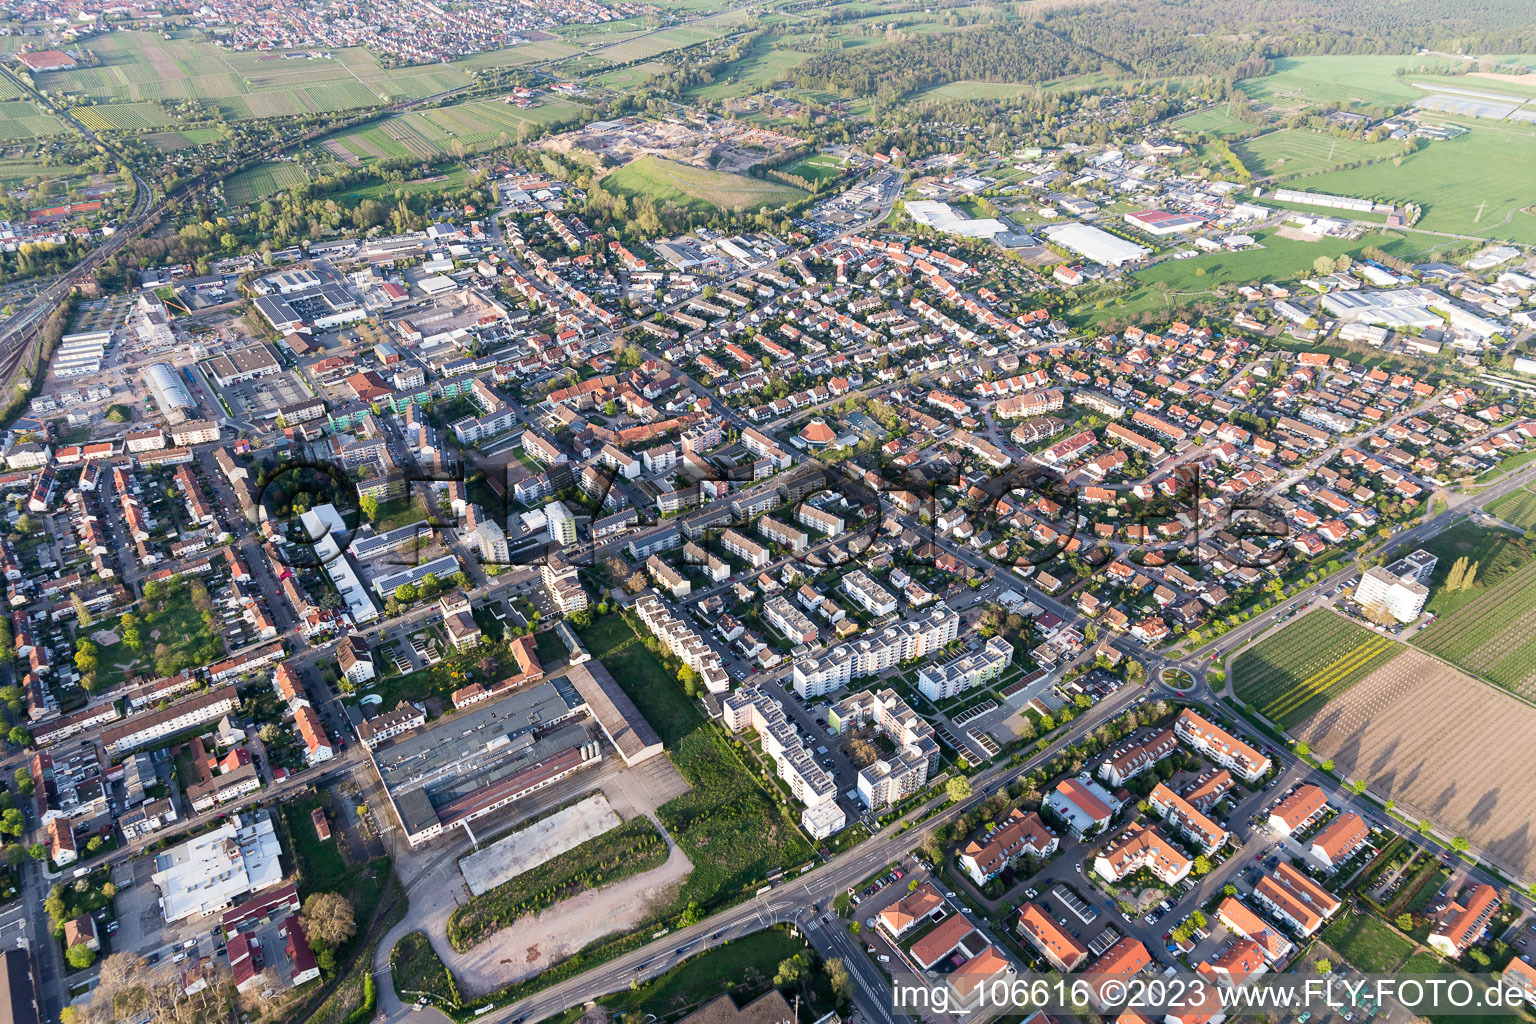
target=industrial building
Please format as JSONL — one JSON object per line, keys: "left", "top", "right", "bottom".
{"left": 144, "top": 362, "right": 197, "bottom": 422}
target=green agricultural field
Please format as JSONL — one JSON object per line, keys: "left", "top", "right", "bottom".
{"left": 1486, "top": 485, "right": 1536, "bottom": 531}
{"left": 1414, "top": 559, "right": 1536, "bottom": 700}
{"left": 1232, "top": 610, "right": 1402, "bottom": 729}
{"left": 1415, "top": 522, "right": 1536, "bottom": 617}
{"left": 914, "top": 80, "right": 1036, "bottom": 103}
{"left": 322, "top": 96, "right": 586, "bottom": 165}
{"left": 685, "top": 39, "right": 810, "bottom": 101}
{"left": 32, "top": 31, "right": 476, "bottom": 121}
{"left": 454, "top": 39, "right": 582, "bottom": 70}
{"left": 0, "top": 154, "right": 84, "bottom": 186}
{"left": 223, "top": 160, "right": 309, "bottom": 204}
{"left": 591, "top": 8, "right": 752, "bottom": 63}
{"left": 0, "top": 100, "right": 68, "bottom": 140}
{"left": 72, "top": 102, "right": 174, "bottom": 132}
{"left": 1171, "top": 106, "right": 1260, "bottom": 138}
{"left": 1291, "top": 120, "right": 1536, "bottom": 243}
{"left": 603, "top": 155, "right": 805, "bottom": 214}
{"left": 1237, "top": 54, "right": 1471, "bottom": 111}
{"left": 1233, "top": 127, "right": 1409, "bottom": 178}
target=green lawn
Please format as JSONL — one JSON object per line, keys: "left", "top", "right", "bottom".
{"left": 1078, "top": 227, "right": 1402, "bottom": 323}
{"left": 282, "top": 793, "right": 348, "bottom": 892}
{"left": 576, "top": 613, "right": 814, "bottom": 905}
{"left": 781, "top": 152, "right": 845, "bottom": 184}
{"left": 596, "top": 928, "right": 832, "bottom": 1023}
{"left": 97, "top": 582, "right": 225, "bottom": 689}
{"left": 1234, "top": 127, "right": 1409, "bottom": 178}
{"left": 389, "top": 932, "right": 461, "bottom": 1009}
{"left": 602, "top": 156, "right": 805, "bottom": 215}
{"left": 1321, "top": 909, "right": 1415, "bottom": 973}
{"left": 685, "top": 38, "right": 810, "bottom": 101}
{"left": 1292, "top": 120, "right": 1536, "bottom": 243}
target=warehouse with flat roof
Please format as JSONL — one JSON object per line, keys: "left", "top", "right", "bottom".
{"left": 1042, "top": 223, "right": 1151, "bottom": 266}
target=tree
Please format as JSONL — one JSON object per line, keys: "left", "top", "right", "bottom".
{"left": 1450, "top": 836, "right": 1471, "bottom": 852}
{"left": 1396, "top": 913, "right": 1415, "bottom": 930}
{"left": 825, "top": 958, "right": 853, "bottom": 1004}
{"left": 1315, "top": 957, "right": 1332, "bottom": 974}
{"left": 1193, "top": 854, "right": 1212, "bottom": 876}
{"left": 1444, "top": 556, "right": 1468, "bottom": 592}
{"left": 1295, "top": 742, "right": 1310, "bottom": 756}
{"left": 67, "top": 944, "right": 97, "bottom": 970}
{"left": 1461, "top": 561, "right": 1478, "bottom": 590}
{"left": 774, "top": 955, "right": 807, "bottom": 992}
{"left": 946, "top": 776, "right": 972, "bottom": 803}
{"left": 1320, "top": 758, "right": 1335, "bottom": 772}
{"left": 13, "top": 768, "right": 31, "bottom": 795}
{"left": 360, "top": 495, "right": 380, "bottom": 522}
{"left": 71, "top": 592, "right": 93, "bottom": 627}
{"left": 301, "top": 892, "right": 356, "bottom": 949}
{"left": 0, "top": 808, "right": 23, "bottom": 836}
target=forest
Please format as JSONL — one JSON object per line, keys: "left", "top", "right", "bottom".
{"left": 794, "top": 0, "right": 1536, "bottom": 102}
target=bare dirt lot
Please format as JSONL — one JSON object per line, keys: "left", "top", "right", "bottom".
{"left": 459, "top": 793, "right": 623, "bottom": 897}
{"left": 1294, "top": 647, "right": 1536, "bottom": 878}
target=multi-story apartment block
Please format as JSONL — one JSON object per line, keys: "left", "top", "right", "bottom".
{"left": 1174, "top": 709, "right": 1271, "bottom": 782}
{"left": 1428, "top": 884, "right": 1499, "bottom": 958}
{"left": 841, "top": 569, "right": 897, "bottom": 616}
{"left": 720, "top": 528, "right": 770, "bottom": 568}
{"left": 917, "top": 635, "right": 1012, "bottom": 701}
{"left": 540, "top": 555, "right": 589, "bottom": 614}
{"left": 797, "top": 504, "right": 845, "bottom": 536}
{"left": 764, "top": 595, "right": 818, "bottom": 645}
{"left": 792, "top": 607, "right": 960, "bottom": 697}
{"left": 633, "top": 591, "right": 730, "bottom": 694}
{"left": 1148, "top": 783, "right": 1229, "bottom": 854}
{"left": 958, "top": 807, "right": 1059, "bottom": 885}
{"left": 1251, "top": 862, "right": 1341, "bottom": 937}
{"left": 1093, "top": 822, "right": 1192, "bottom": 886}
{"left": 101, "top": 687, "right": 240, "bottom": 756}
{"left": 829, "top": 688, "right": 938, "bottom": 810}
{"left": 758, "top": 516, "right": 809, "bottom": 554}
{"left": 356, "top": 701, "right": 427, "bottom": 749}
{"left": 723, "top": 687, "right": 845, "bottom": 839}
{"left": 1097, "top": 727, "right": 1178, "bottom": 787}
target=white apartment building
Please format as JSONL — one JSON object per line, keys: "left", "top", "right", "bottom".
{"left": 546, "top": 501, "right": 577, "bottom": 546}
{"left": 633, "top": 591, "right": 730, "bottom": 693}
{"left": 720, "top": 528, "right": 770, "bottom": 567}
{"left": 764, "top": 595, "right": 819, "bottom": 645}
{"left": 723, "top": 686, "right": 845, "bottom": 839}
{"left": 1354, "top": 548, "right": 1437, "bottom": 623}
{"left": 841, "top": 569, "right": 897, "bottom": 616}
{"left": 792, "top": 607, "right": 960, "bottom": 697}
{"left": 917, "top": 635, "right": 1013, "bottom": 701}
{"left": 829, "top": 688, "right": 939, "bottom": 809}
{"left": 102, "top": 686, "right": 240, "bottom": 756}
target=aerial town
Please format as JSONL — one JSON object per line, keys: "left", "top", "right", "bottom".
{"left": 0, "top": 3, "right": 1534, "bottom": 1024}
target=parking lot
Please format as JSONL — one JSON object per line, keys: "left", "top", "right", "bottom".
{"left": 218, "top": 369, "right": 310, "bottom": 423}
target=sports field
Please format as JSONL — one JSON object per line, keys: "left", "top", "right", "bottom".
{"left": 1233, "top": 128, "right": 1407, "bottom": 178}
{"left": 1231, "top": 609, "right": 1402, "bottom": 730}
{"left": 33, "top": 31, "right": 475, "bottom": 121}
{"left": 1283, "top": 119, "right": 1536, "bottom": 243}
{"left": 601, "top": 156, "right": 805, "bottom": 214}
{"left": 780, "top": 152, "right": 846, "bottom": 184}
